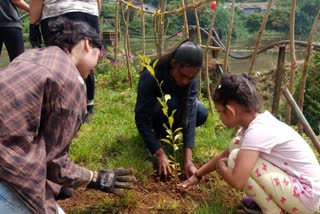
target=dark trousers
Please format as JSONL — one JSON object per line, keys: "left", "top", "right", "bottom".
{"left": 0, "top": 27, "right": 24, "bottom": 62}
{"left": 40, "top": 12, "right": 99, "bottom": 101}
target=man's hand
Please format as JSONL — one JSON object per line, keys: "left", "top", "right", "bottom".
{"left": 155, "top": 148, "right": 171, "bottom": 178}
{"left": 87, "top": 168, "right": 136, "bottom": 197}
{"left": 29, "top": 24, "right": 42, "bottom": 48}
{"left": 184, "top": 160, "right": 197, "bottom": 178}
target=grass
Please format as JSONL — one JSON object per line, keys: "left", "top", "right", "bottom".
{"left": 67, "top": 59, "right": 240, "bottom": 213}
{"left": 68, "top": 60, "right": 320, "bottom": 213}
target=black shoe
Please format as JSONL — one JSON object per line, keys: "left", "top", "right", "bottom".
{"left": 87, "top": 104, "right": 94, "bottom": 115}
{"left": 240, "top": 197, "right": 263, "bottom": 214}
{"left": 55, "top": 187, "right": 74, "bottom": 201}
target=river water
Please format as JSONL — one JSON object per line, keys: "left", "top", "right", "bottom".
{"left": 0, "top": 34, "right": 309, "bottom": 73}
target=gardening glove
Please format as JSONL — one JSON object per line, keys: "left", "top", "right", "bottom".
{"left": 29, "top": 24, "right": 42, "bottom": 48}
{"left": 87, "top": 168, "right": 136, "bottom": 197}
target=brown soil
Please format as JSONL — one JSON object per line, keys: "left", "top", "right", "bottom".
{"left": 59, "top": 173, "right": 244, "bottom": 213}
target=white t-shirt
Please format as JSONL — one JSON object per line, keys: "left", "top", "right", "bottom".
{"left": 237, "top": 111, "right": 320, "bottom": 211}
{"left": 42, "top": 0, "right": 99, "bottom": 20}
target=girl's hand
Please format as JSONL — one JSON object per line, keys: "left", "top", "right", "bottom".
{"left": 177, "top": 174, "right": 199, "bottom": 188}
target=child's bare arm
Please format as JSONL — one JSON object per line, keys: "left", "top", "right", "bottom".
{"left": 10, "top": 0, "right": 29, "bottom": 12}
{"left": 217, "top": 149, "right": 260, "bottom": 190}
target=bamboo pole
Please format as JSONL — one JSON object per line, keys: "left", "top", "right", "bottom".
{"left": 283, "top": 88, "right": 320, "bottom": 155}
{"left": 114, "top": 0, "right": 119, "bottom": 61}
{"left": 272, "top": 45, "right": 286, "bottom": 116}
{"left": 199, "top": 44, "right": 222, "bottom": 50}
{"left": 285, "top": 0, "right": 297, "bottom": 125}
{"left": 204, "top": 0, "right": 219, "bottom": 115}
{"left": 121, "top": 3, "right": 133, "bottom": 88}
{"left": 181, "top": 0, "right": 189, "bottom": 38}
{"left": 297, "top": 10, "right": 320, "bottom": 133}
{"left": 192, "top": 0, "right": 202, "bottom": 45}
{"left": 155, "top": 1, "right": 167, "bottom": 56}
{"left": 248, "top": 0, "right": 273, "bottom": 75}
{"left": 192, "top": 0, "right": 202, "bottom": 99}
{"left": 223, "top": 0, "right": 235, "bottom": 73}
{"left": 141, "top": 0, "right": 146, "bottom": 55}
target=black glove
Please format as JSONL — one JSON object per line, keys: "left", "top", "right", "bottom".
{"left": 29, "top": 24, "right": 42, "bottom": 48}
{"left": 87, "top": 168, "right": 136, "bottom": 197}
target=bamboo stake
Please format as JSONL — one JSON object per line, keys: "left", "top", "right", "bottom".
{"left": 141, "top": 0, "right": 146, "bottom": 55}
{"left": 114, "top": 0, "right": 119, "bottom": 60}
{"left": 155, "top": 1, "right": 167, "bottom": 56}
{"left": 223, "top": 0, "right": 235, "bottom": 73}
{"left": 204, "top": 0, "right": 219, "bottom": 115}
{"left": 192, "top": 0, "right": 202, "bottom": 99}
{"left": 248, "top": 0, "right": 273, "bottom": 75}
{"left": 181, "top": 0, "right": 189, "bottom": 38}
{"left": 192, "top": 0, "right": 202, "bottom": 45}
{"left": 121, "top": 3, "right": 133, "bottom": 88}
{"left": 283, "top": 88, "right": 320, "bottom": 155}
{"left": 285, "top": 0, "right": 297, "bottom": 125}
{"left": 272, "top": 45, "right": 286, "bottom": 116}
{"left": 297, "top": 10, "right": 320, "bottom": 133}
{"left": 153, "top": 5, "right": 159, "bottom": 57}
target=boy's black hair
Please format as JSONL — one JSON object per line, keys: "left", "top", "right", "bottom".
{"left": 46, "top": 16, "right": 102, "bottom": 53}
{"left": 212, "top": 73, "right": 259, "bottom": 112}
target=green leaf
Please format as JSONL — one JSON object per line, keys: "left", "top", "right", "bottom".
{"left": 161, "top": 106, "right": 168, "bottom": 116}
{"left": 157, "top": 97, "right": 164, "bottom": 107}
{"left": 140, "top": 62, "right": 147, "bottom": 68}
{"left": 146, "top": 57, "right": 151, "bottom": 65}
{"left": 163, "top": 123, "right": 169, "bottom": 130}
{"left": 153, "top": 59, "right": 159, "bottom": 68}
{"left": 174, "top": 133, "right": 181, "bottom": 142}
{"left": 168, "top": 115, "right": 174, "bottom": 127}
{"left": 161, "top": 138, "right": 171, "bottom": 144}
{"left": 146, "top": 65, "right": 154, "bottom": 76}
{"left": 138, "top": 54, "right": 143, "bottom": 60}
{"left": 166, "top": 129, "right": 172, "bottom": 136}
{"left": 174, "top": 127, "right": 183, "bottom": 133}
{"left": 164, "top": 94, "right": 171, "bottom": 102}
{"left": 174, "top": 144, "right": 179, "bottom": 151}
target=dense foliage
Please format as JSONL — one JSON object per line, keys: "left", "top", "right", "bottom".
{"left": 18, "top": 1, "right": 319, "bottom": 42}
{"left": 97, "top": 0, "right": 319, "bottom": 41}
{"left": 294, "top": 51, "right": 320, "bottom": 135}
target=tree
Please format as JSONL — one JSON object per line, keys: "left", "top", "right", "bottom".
{"left": 245, "top": 12, "right": 264, "bottom": 33}
{"left": 267, "top": 7, "right": 290, "bottom": 33}
{"left": 294, "top": 52, "right": 320, "bottom": 134}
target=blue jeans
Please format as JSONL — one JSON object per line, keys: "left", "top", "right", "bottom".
{"left": 0, "top": 180, "right": 31, "bottom": 214}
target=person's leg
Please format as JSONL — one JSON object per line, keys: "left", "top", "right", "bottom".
{"left": 248, "top": 158, "right": 314, "bottom": 214}
{"left": 85, "top": 73, "right": 95, "bottom": 114}
{"left": 2, "top": 28, "right": 24, "bottom": 61}
{"left": 40, "top": 18, "right": 51, "bottom": 46}
{"left": 228, "top": 149, "right": 314, "bottom": 214}
{"left": 0, "top": 180, "right": 31, "bottom": 214}
{"left": 61, "top": 12, "right": 99, "bottom": 114}
{"left": 196, "top": 101, "right": 208, "bottom": 127}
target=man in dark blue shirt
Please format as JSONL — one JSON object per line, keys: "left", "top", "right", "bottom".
{"left": 135, "top": 40, "right": 208, "bottom": 178}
